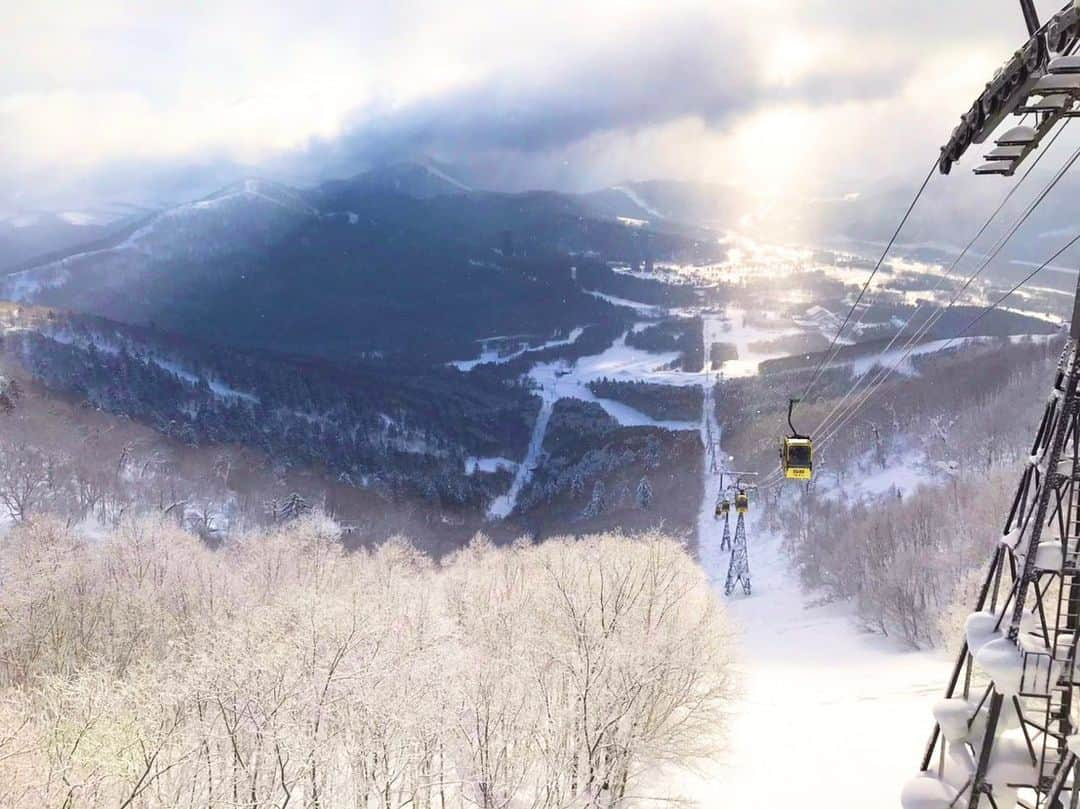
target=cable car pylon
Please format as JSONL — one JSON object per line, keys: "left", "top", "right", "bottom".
{"left": 724, "top": 509, "right": 751, "bottom": 597}
{"left": 719, "top": 472, "right": 756, "bottom": 596}
{"left": 714, "top": 494, "right": 732, "bottom": 551}
{"left": 905, "top": 5, "right": 1080, "bottom": 805}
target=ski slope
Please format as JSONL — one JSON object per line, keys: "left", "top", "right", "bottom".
{"left": 651, "top": 310, "right": 952, "bottom": 808}
{"left": 716, "top": 307, "right": 805, "bottom": 378}
{"left": 486, "top": 330, "right": 701, "bottom": 519}
{"left": 678, "top": 522, "right": 949, "bottom": 807}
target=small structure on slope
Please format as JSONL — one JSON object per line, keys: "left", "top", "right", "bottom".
{"left": 723, "top": 510, "right": 751, "bottom": 597}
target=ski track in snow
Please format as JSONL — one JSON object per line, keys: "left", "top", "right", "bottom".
{"left": 451, "top": 328, "right": 585, "bottom": 371}
{"left": 612, "top": 186, "right": 665, "bottom": 220}
{"left": 486, "top": 392, "right": 555, "bottom": 520}
{"left": 421, "top": 162, "right": 473, "bottom": 192}
{"left": 646, "top": 309, "right": 953, "bottom": 808}
{"left": 583, "top": 289, "right": 667, "bottom": 316}
{"left": 674, "top": 526, "right": 949, "bottom": 808}
{"left": 486, "top": 325, "right": 701, "bottom": 519}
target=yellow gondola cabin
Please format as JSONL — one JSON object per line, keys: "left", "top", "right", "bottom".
{"left": 782, "top": 397, "right": 814, "bottom": 480}
{"left": 782, "top": 437, "right": 813, "bottom": 479}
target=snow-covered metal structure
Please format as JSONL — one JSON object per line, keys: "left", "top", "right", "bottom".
{"left": 719, "top": 507, "right": 732, "bottom": 552}
{"left": 904, "top": 7, "right": 1080, "bottom": 805}
{"left": 940, "top": 0, "right": 1080, "bottom": 177}
{"left": 905, "top": 339, "right": 1080, "bottom": 808}
{"left": 724, "top": 511, "right": 751, "bottom": 597}
{"left": 718, "top": 471, "right": 755, "bottom": 596}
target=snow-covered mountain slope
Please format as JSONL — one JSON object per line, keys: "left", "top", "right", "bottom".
{"left": 2, "top": 178, "right": 318, "bottom": 304}
{"left": 648, "top": 314, "right": 952, "bottom": 807}
{"left": 677, "top": 522, "right": 947, "bottom": 808}
{"left": 0, "top": 211, "right": 119, "bottom": 272}
{"left": 0, "top": 169, "right": 715, "bottom": 366}
{"left": 316, "top": 161, "right": 472, "bottom": 205}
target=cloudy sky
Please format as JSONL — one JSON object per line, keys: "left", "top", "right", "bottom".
{"left": 2, "top": 0, "right": 1056, "bottom": 210}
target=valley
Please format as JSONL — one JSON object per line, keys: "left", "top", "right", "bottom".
{"left": 1, "top": 164, "right": 1074, "bottom": 809}
{"left": 0, "top": 164, "right": 1066, "bottom": 550}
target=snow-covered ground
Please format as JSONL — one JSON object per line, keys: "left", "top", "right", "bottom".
{"left": 717, "top": 306, "right": 804, "bottom": 378}
{"left": 486, "top": 329, "right": 700, "bottom": 519}
{"left": 451, "top": 328, "right": 585, "bottom": 371}
{"left": 612, "top": 186, "right": 665, "bottom": 220}
{"left": 583, "top": 289, "right": 667, "bottom": 316}
{"left": 846, "top": 336, "right": 990, "bottom": 377}
{"left": 821, "top": 445, "right": 941, "bottom": 502}
{"left": 486, "top": 389, "right": 556, "bottom": 519}
{"left": 671, "top": 522, "right": 950, "bottom": 808}
{"left": 654, "top": 311, "right": 952, "bottom": 808}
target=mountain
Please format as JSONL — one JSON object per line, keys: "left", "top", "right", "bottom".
{"left": 1, "top": 302, "right": 538, "bottom": 511}
{"left": 1, "top": 172, "right": 719, "bottom": 364}
{"left": 0, "top": 211, "right": 121, "bottom": 272}
{"left": 317, "top": 161, "right": 472, "bottom": 204}
{"left": 588, "top": 180, "right": 748, "bottom": 227}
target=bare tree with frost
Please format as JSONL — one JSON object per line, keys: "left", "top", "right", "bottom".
{"left": 0, "top": 517, "right": 734, "bottom": 808}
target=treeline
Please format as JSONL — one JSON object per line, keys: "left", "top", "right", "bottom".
{"left": 517, "top": 399, "right": 701, "bottom": 536}
{"left": 10, "top": 318, "right": 539, "bottom": 509}
{"left": 625, "top": 318, "right": 704, "bottom": 372}
{"left": 709, "top": 342, "right": 737, "bottom": 366}
{"left": 0, "top": 517, "right": 734, "bottom": 808}
{"left": 773, "top": 470, "right": 1009, "bottom": 647}
{"left": 588, "top": 377, "right": 702, "bottom": 422}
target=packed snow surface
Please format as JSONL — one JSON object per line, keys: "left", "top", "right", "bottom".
{"left": 667, "top": 504, "right": 950, "bottom": 807}
{"left": 421, "top": 162, "right": 472, "bottom": 191}
{"left": 716, "top": 306, "right": 803, "bottom": 378}
{"left": 451, "top": 328, "right": 584, "bottom": 371}
{"left": 583, "top": 289, "right": 666, "bottom": 316}
{"left": 612, "top": 185, "right": 665, "bottom": 219}
{"left": 648, "top": 310, "right": 952, "bottom": 807}
{"left": 486, "top": 395, "right": 554, "bottom": 520}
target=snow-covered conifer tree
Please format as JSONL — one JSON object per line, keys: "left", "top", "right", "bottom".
{"left": 635, "top": 476, "right": 653, "bottom": 509}
{"left": 582, "top": 480, "right": 606, "bottom": 518}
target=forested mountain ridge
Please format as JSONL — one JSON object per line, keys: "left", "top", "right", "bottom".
{"left": 2, "top": 167, "right": 722, "bottom": 364}
{"left": 1, "top": 304, "right": 540, "bottom": 512}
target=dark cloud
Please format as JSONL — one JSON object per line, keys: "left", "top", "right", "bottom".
{"left": 319, "top": 15, "right": 910, "bottom": 168}
{"left": 1, "top": 7, "right": 923, "bottom": 211}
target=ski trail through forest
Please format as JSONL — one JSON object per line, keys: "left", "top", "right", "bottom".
{"left": 486, "top": 389, "right": 555, "bottom": 519}
{"left": 677, "top": 308, "right": 951, "bottom": 807}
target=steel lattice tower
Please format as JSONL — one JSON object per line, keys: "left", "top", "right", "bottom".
{"left": 724, "top": 511, "right": 751, "bottom": 596}
{"left": 900, "top": 3, "right": 1080, "bottom": 804}
{"left": 905, "top": 339, "right": 1080, "bottom": 808}
{"left": 719, "top": 509, "right": 732, "bottom": 552}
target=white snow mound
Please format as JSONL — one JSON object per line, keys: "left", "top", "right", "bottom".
{"left": 932, "top": 698, "right": 975, "bottom": 743}
{"left": 900, "top": 774, "right": 961, "bottom": 809}
{"left": 965, "top": 611, "right": 1001, "bottom": 654}
{"left": 975, "top": 637, "right": 1025, "bottom": 696}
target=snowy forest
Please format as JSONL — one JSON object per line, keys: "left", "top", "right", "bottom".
{"left": 12, "top": 1, "right": 1080, "bottom": 801}
{"left": 0, "top": 516, "right": 732, "bottom": 808}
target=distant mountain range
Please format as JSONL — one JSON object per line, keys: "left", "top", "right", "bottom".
{"left": 0, "top": 212, "right": 117, "bottom": 272}
{"left": 0, "top": 164, "right": 718, "bottom": 364}
{"left": 6, "top": 157, "right": 1072, "bottom": 372}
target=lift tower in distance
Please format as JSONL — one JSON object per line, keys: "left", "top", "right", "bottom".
{"left": 904, "top": 3, "right": 1080, "bottom": 807}
{"left": 719, "top": 472, "right": 755, "bottom": 597}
